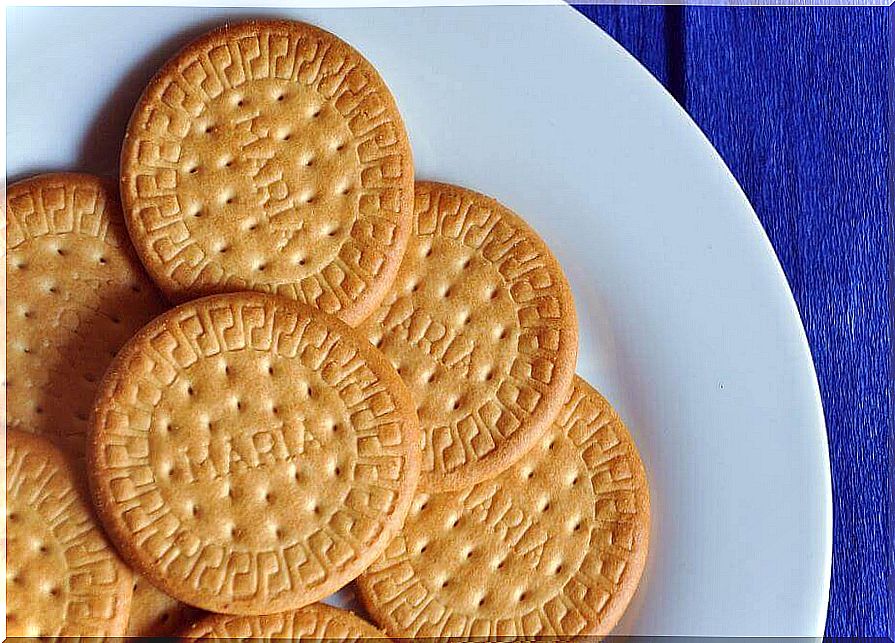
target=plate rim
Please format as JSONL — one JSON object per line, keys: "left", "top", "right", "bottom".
{"left": 4, "top": 4, "right": 834, "bottom": 634}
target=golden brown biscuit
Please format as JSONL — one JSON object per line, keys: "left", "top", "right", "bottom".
{"left": 361, "top": 181, "right": 578, "bottom": 492}
{"left": 180, "top": 602, "right": 388, "bottom": 640}
{"left": 358, "top": 376, "right": 650, "bottom": 639}
{"left": 120, "top": 20, "right": 414, "bottom": 326}
{"left": 6, "top": 430, "right": 133, "bottom": 637}
{"left": 127, "top": 576, "right": 204, "bottom": 637}
{"left": 87, "top": 292, "right": 421, "bottom": 614}
{"left": 5, "top": 173, "right": 167, "bottom": 457}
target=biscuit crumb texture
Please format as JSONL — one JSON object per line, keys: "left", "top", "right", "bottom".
{"left": 358, "top": 376, "right": 649, "bottom": 639}
{"left": 120, "top": 20, "right": 414, "bottom": 326}
{"left": 6, "top": 430, "right": 134, "bottom": 637}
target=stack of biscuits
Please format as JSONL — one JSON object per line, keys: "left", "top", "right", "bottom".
{"left": 6, "top": 19, "right": 650, "bottom": 640}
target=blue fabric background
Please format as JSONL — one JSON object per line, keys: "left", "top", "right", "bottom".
{"left": 572, "top": 6, "right": 891, "bottom": 636}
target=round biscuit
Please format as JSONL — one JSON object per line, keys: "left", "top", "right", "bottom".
{"left": 6, "top": 173, "right": 167, "bottom": 458}
{"left": 120, "top": 20, "right": 414, "bottom": 326}
{"left": 357, "top": 375, "right": 650, "bottom": 639}
{"left": 360, "top": 181, "right": 578, "bottom": 491}
{"left": 87, "top": 292, "right": 421, "bottom": 614}
{"left": 180, "top": 602, "right": 388, "bottom": 640}
{"left": 6, "top": 430, "right": 134, "bottom": 637}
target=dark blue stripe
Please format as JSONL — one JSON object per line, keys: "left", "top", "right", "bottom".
{"left": 573, "top": 6, "right": 890, "bottom": 635}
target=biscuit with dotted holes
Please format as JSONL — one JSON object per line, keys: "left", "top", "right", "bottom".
{"left": 87, "top": 292, "right": 421, "bottom": 614}
{"left": 120, "top": 20, "right": 414, "bottom": 326}
{"left": 180, "top": 602, "right": 389, "bottom": 640}
{"left": 358, "top": 376, "right": 650, "bottom": 639}
{"left": 361, "top": 181, "right": 578, "bottom": 492}
{"left": 4, "top": 175, "right": 193, "bottom": 634}
{"left": 6, "top": 430, "right": 134, "bottom": 637}
{"left": 5, "top": 173, "right": 168, "bottom": 458}
{"left": 127, "top": 576, "right": 205, "bottom": 637}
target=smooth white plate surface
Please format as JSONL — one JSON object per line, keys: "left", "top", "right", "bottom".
{"left": 7, "top": 5, "right": 831, "bottom": 636}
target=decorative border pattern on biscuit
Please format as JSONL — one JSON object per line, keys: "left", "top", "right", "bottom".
{"left": 6, "top": 173, "right": 167, "bottom": 457}
{"left": 6, "top": 430, "right": 134, "bottom": 637}
{"left": 120, "top": 20, "right": 414, "bottom": 326}
{"left": 358, "top": 375, "right": 649, "bottom": 638}
{"left": 362, "top": 181, "right": 578, "bottom": 492}
{"left": 87, "top": 292, "right": 421, "bottom": 614}
{"left": 180, "top": 602, "right": 389, "bottom": 640}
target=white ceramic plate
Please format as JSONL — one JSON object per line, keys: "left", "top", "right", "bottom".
{"left": 6, "top": 5, "right": 831, "bottom": 636}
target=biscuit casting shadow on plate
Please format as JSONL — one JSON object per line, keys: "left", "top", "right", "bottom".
{"left": 75, "top": 14, "right": 280, "bottom": 177}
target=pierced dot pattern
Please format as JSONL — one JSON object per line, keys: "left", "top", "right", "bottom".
{"left": 88, "top": 293, "right": 420, "bottom": 614}
{"left": 5, "top": 174, "right": 168, "bottom": 458}
{"left": 6, "top": 430, "right": 134, "bottom": 637}
{"left": 360, "top": 182, "right": 578, "bottom": 492}
{"left": 120, "top": 20, "right": 414, "bottom": 326}
{"left": 358, "top": 376, "right": 650, "bottom": 639}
